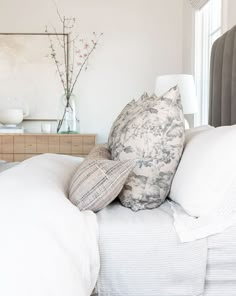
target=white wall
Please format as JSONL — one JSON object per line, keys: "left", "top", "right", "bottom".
{"left": 224, "top": 0, "right": 236, "bottom": 30}
{"left": 0, "top": 0, "right": 184, "bottom": 142}
{"left": 182, "top": 0, "right": 195, "bottom": 74}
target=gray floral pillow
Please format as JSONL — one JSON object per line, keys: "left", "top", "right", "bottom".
{"left": 108, "top": 93, "right": 149, "bottom": 154}
{"left": 108, "top": 86, "right": 185, "bottom": 211}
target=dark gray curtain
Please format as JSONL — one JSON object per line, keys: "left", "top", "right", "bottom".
{"left": 209, "top": 25, "right": 236, "bottom": 127}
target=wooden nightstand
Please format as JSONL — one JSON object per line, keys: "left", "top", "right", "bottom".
{"left": 0, "top": 134, "right": 97, "bottom": 162}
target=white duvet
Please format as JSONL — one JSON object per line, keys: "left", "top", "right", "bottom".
{"left": 0, "top": 154, "right": 99, "bottom": 296}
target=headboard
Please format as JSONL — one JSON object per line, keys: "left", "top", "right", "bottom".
{"left": 209, "top": 25, "right": 236, "bottom": 126}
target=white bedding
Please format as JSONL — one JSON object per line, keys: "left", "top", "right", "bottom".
{"left": 2, "top": 153, "right": 236, "bottom": 296}
{"left": 170, "top": 125, "right": 236, "bottom": 242}
{"left": 96, "top": 200, "right": 236, "bottom": 295}
{"left": 96, "top": 200, "right": 207, "bottom": 296}
{"left": 0, "top": 154, "right": 99, "bottom": 296}
{"left": 204, "top": 224, "right": 236, "bottom": 296}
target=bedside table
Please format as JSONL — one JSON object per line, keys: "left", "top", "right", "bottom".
{"left": 0, "top": 134, "right": 97, "bottom": 162}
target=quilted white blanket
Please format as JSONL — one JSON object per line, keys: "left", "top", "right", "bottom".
{"left": 0, "top": 154, "right": 99, "bottom": 296}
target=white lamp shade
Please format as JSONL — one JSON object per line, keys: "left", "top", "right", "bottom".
{"left": 155, "top": 74, "right": 198, "bottom": 114}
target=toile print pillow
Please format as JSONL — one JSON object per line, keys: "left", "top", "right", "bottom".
{"left": 108, "top": 93, "right": 149, "bottom": 156}
{"left": 108, "top": 86, "right": 185, "bottom": 211}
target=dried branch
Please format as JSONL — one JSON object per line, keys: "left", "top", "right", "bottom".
{"left": 69, "top": 33, "right": 103, "bottom": 96}
{"left": 46, "top": 28, "right": 67, "bottom": 95}
{"left": 46, "top": 3, "right": 103, "bottom": 109}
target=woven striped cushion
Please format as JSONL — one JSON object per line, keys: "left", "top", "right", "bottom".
{"left": 87, "top": 144, "right": 111, "bottom": 160}
{"left": 69, "top": 159, "right": 135, "bottom": 212}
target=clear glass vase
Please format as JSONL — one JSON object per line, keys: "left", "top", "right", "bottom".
{"left": 57, "top": 94, "right": 79, "bottom": 134}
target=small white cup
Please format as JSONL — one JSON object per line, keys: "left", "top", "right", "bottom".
{"left": 41, "top": 123, "right": 51, "bottom": 134}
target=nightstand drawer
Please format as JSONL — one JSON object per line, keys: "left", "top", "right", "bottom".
{"left": 72, "top": 137, "right": 83, "bottom": 154}
{"left": 49, "top": 136, "right": 60, "bottom": 153}
{"left": 14, "top": 136, "right": 25, "bottom": 153}
{"left": 1, "top": 153, "right": 14, "bottom": 162}
{"left": 83, "top": 136, "right": 96, "bottom": 154}
{"left": 36, "top": 136, "right": 49, "bottom": 153}
{"left": 0, "top": 134, "right": 96, "bottom": 161}
{"left": 2, "top": 136, "right": 14, "bottom": 153}
{"left": 59, "top": 136, "right": 72, "bottom": 154}
{"left": 24, "top": 136, "right": 37, "bottom": 153}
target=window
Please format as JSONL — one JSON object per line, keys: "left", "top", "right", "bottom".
{"left": 195, "top": 0, "right": 222, "bottom": 125}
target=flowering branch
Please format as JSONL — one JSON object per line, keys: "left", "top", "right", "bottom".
{"left": 46, "top": 27, "right": 67, "bottom": 94}
{"left": 46, "top": 5, "right": 103, "bottom": 133}
{"left": 69, "top": 32, "right": 103, "bottom": 97}
{"left": 46, "top": 11, "right": 102, "bottom": 98}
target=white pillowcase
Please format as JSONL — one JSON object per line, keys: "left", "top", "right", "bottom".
{"left": 169, "top": 125, "right": 236, "bottom": 242}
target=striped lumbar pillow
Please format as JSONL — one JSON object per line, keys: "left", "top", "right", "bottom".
{"left": 87, "top": 144, "right": 111, "bottom": 160}
{"left": 69, "top": 158, "right": 135, "bottom": 212}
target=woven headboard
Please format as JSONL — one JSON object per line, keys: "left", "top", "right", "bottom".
{"left": 209, "top": 25, "right": 236, "bottom": 126}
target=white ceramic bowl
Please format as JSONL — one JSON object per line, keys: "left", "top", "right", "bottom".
{"left": 0, "top": 109, "right": 25, "bottom": 127}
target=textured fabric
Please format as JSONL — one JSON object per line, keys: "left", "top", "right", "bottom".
{"left": 204, "top": 224, "right": 236, "bottom": 296}
{"left": 96, "top": 200, "right": 207, "bottom": 296}
{"left": 108, "top": 93, "right": 148, "bottom": 143}
{"left": 108, "top": 87, "right": 185, "bottom": 211}
{"left": 87, "top": 144, "right": 111, "bottom": 160}
{"left": 209, "top": 25, "right": 236, "bottom": 127}
{"left": 69, "top": 159, "right": 135, "bottom": 212}
{"left": 169, "top": 125, "right": 236, "bottom": 242}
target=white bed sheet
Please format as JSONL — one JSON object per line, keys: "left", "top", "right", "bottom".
{"left": 204, "top": 224, "right": 236, "bottom": 296}
{"left": 97, "top": 200, "right": 236, "bottom": 296}
{"left": 96, "top": 200, "right": 207, "bottom": 296}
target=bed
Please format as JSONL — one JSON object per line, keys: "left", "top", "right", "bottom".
{"left": 1, "top": 26, "right": 236, "bottom": 296}
{"left": 1, "top": 153, "right": 236, "bottom": 296}
{"left": 95, "top": 24, "right": 236, "bottom": 296}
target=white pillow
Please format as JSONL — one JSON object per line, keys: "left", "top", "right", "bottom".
{"left": 169, "top": 125, "right": 236, "bottom": 241}
{"left": 185, "top": 125, "right": 214, "bottom": 145}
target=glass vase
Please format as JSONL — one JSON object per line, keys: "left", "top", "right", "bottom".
{"left": 57, "top": 94, "right": 79, "bottom": 134}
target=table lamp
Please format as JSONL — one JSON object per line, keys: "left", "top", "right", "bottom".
{"left": 155, "top": 74, "right": 198, "bottom": 129}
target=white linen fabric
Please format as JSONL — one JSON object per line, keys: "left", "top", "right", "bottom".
{"left": 96, "top": 200, "right": 207, "bottom": 296}
{"left": 204, "top": 224, "right": 236, "bottom": 296}
{"left": 0, "top": 154, "right": 99, "bottom": 296}
{"left": 185, "top": 125, "right": 214, "bottom": 143}
{"left": 170, "top": 125, "right": 236, "bottom": 242}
